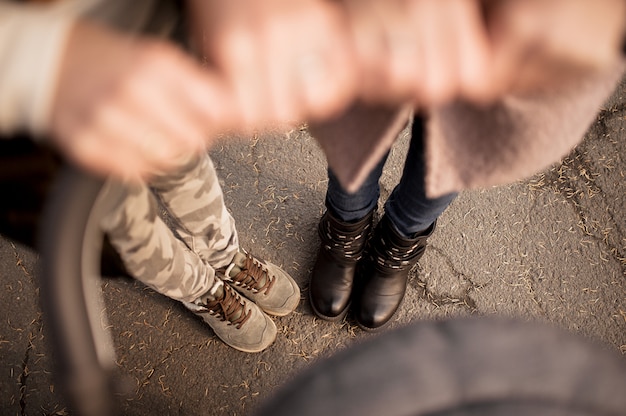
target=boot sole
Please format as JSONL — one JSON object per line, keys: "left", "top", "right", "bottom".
{"left": 355, "top": 319, "right": 391, "bottom": 333}
{"left": 354, "top": 306, "right": 399, "bottom": 333}
{"left": 262, "top": 277, "right": 301, "bottom": 317}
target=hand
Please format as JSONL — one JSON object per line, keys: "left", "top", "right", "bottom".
{"left": 343, "top": 0, "right": 494, "bottom": 106}
{"left": 49, "top": 20, "right": 233, "bottom": 180}
{"left": 187, "top": 0, "right": 358, "bottom": 126}
{"left": 485, "top": 0, "right": 626, "bottom": 94}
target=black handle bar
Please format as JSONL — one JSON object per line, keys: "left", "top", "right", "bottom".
{"left": 38, "top": 165, "right": 121, "bottom": 416}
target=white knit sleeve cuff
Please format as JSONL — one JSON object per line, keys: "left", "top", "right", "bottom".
{"left": 0, "top": 3, "right": 77, "bottom": 137}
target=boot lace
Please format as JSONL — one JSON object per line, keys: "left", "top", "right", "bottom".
{"left": 226, "top": 253, "right": 275, "bottom": 295}
{"left": 201, "top": 285, "right": 251, "bottom": 329}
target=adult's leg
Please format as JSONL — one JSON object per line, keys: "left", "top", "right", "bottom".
{"left": 310, "top": 141, "right": 388, "bottom": 320}
{"left": 355, "top": 116, "right": 457, "bottom": 330}
{"left": 384, "top": 116, "right": 457, "bottom": 237}
{"left": 325, "top": 115, "right": 456, "bottom": 233}
{"left": 325, "top": 153, "right": 387, "bottom": 222}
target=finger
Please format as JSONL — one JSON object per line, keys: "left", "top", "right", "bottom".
{"left": 63, "top": 129, "right": 151, "bottom": 181}
{"left": 297, "top": 38, "right": 357, "bottom": 120}
{"left": 453, "top": 0, "right": 496, "bottom": 102}
{"left": 265, "top": 20, "right": 306, "bottom": 124}
{"left": 382, "top": 4, "right": 424, "bottom": 102}
{"left": 125, "top": 80, "right": 205, "bottom": 155}
{"left": 216, "top": 27, "right": 274, "bottom": 128}
{"left": 295, "top": 5, "right": 358, "bottom": 120}
{"left": 298, "top": 46, "right": 355, "bottom": 120}
{"left": 261, "top": 4, "right": 355, "bottom": 124}
{"left": 486, "top": 0, "right": 545, "bottom": 94}
{"left": 95, "top": 102, "right": 191, "bottom": 175}
{"left": 346, "top": 2, "right": 396, "bottom": 102}
{"left": 160, "top": 50, "right": 241, "bottom": 138}
{"left": 414, "top": 0, "right": 459, "bottom": 105}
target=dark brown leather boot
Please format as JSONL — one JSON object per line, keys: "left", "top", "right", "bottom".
{"left": 355, "top": 215, "right": 435, "bottom": 331}
{"left": 309, "top": 209, "right": 375, "bottom": 321}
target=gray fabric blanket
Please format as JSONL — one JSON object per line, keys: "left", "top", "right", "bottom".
{"left": 311, "top": 63, "right": 624, "bottom": 198}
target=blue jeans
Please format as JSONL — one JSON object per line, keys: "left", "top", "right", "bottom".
{"left": 326, "top": 116, "right": 457, "bottom": 237}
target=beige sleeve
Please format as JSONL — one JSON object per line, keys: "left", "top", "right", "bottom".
{"left": 0, "top": 0, "right": 172, "bottom": 138}
{"left": 0, "top": 1, "right": 87, "bottom": 137}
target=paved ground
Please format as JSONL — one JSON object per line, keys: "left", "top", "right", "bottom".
{"left": 1, "top": 79, "right": 625, "bottom": 415}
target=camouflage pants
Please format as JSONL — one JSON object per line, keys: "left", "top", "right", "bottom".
{"left": 100, "top": 153, "right": 239, "bottom": 302}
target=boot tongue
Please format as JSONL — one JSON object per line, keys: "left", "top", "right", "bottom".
{"left": 207, "top": 281, "right": 244, "bottom": 322}
{"left": 227, "top": 251, "right": 247, "bottom": 277}
{"left": 206, "top": 279, "right": 224, "bottom": 301}
{"left": 228, "top": 252, "right": 269, "bottom": 289}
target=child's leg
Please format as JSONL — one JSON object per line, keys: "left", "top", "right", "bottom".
{"left": 150, "top": 153, "right": 239, "bottom": 269}
{"left": 100, "top": 179, "right": 216, "bottom": 302}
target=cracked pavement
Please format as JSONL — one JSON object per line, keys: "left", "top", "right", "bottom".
{"left": 1, "top": 80, "right": 625, "bottom": 414}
